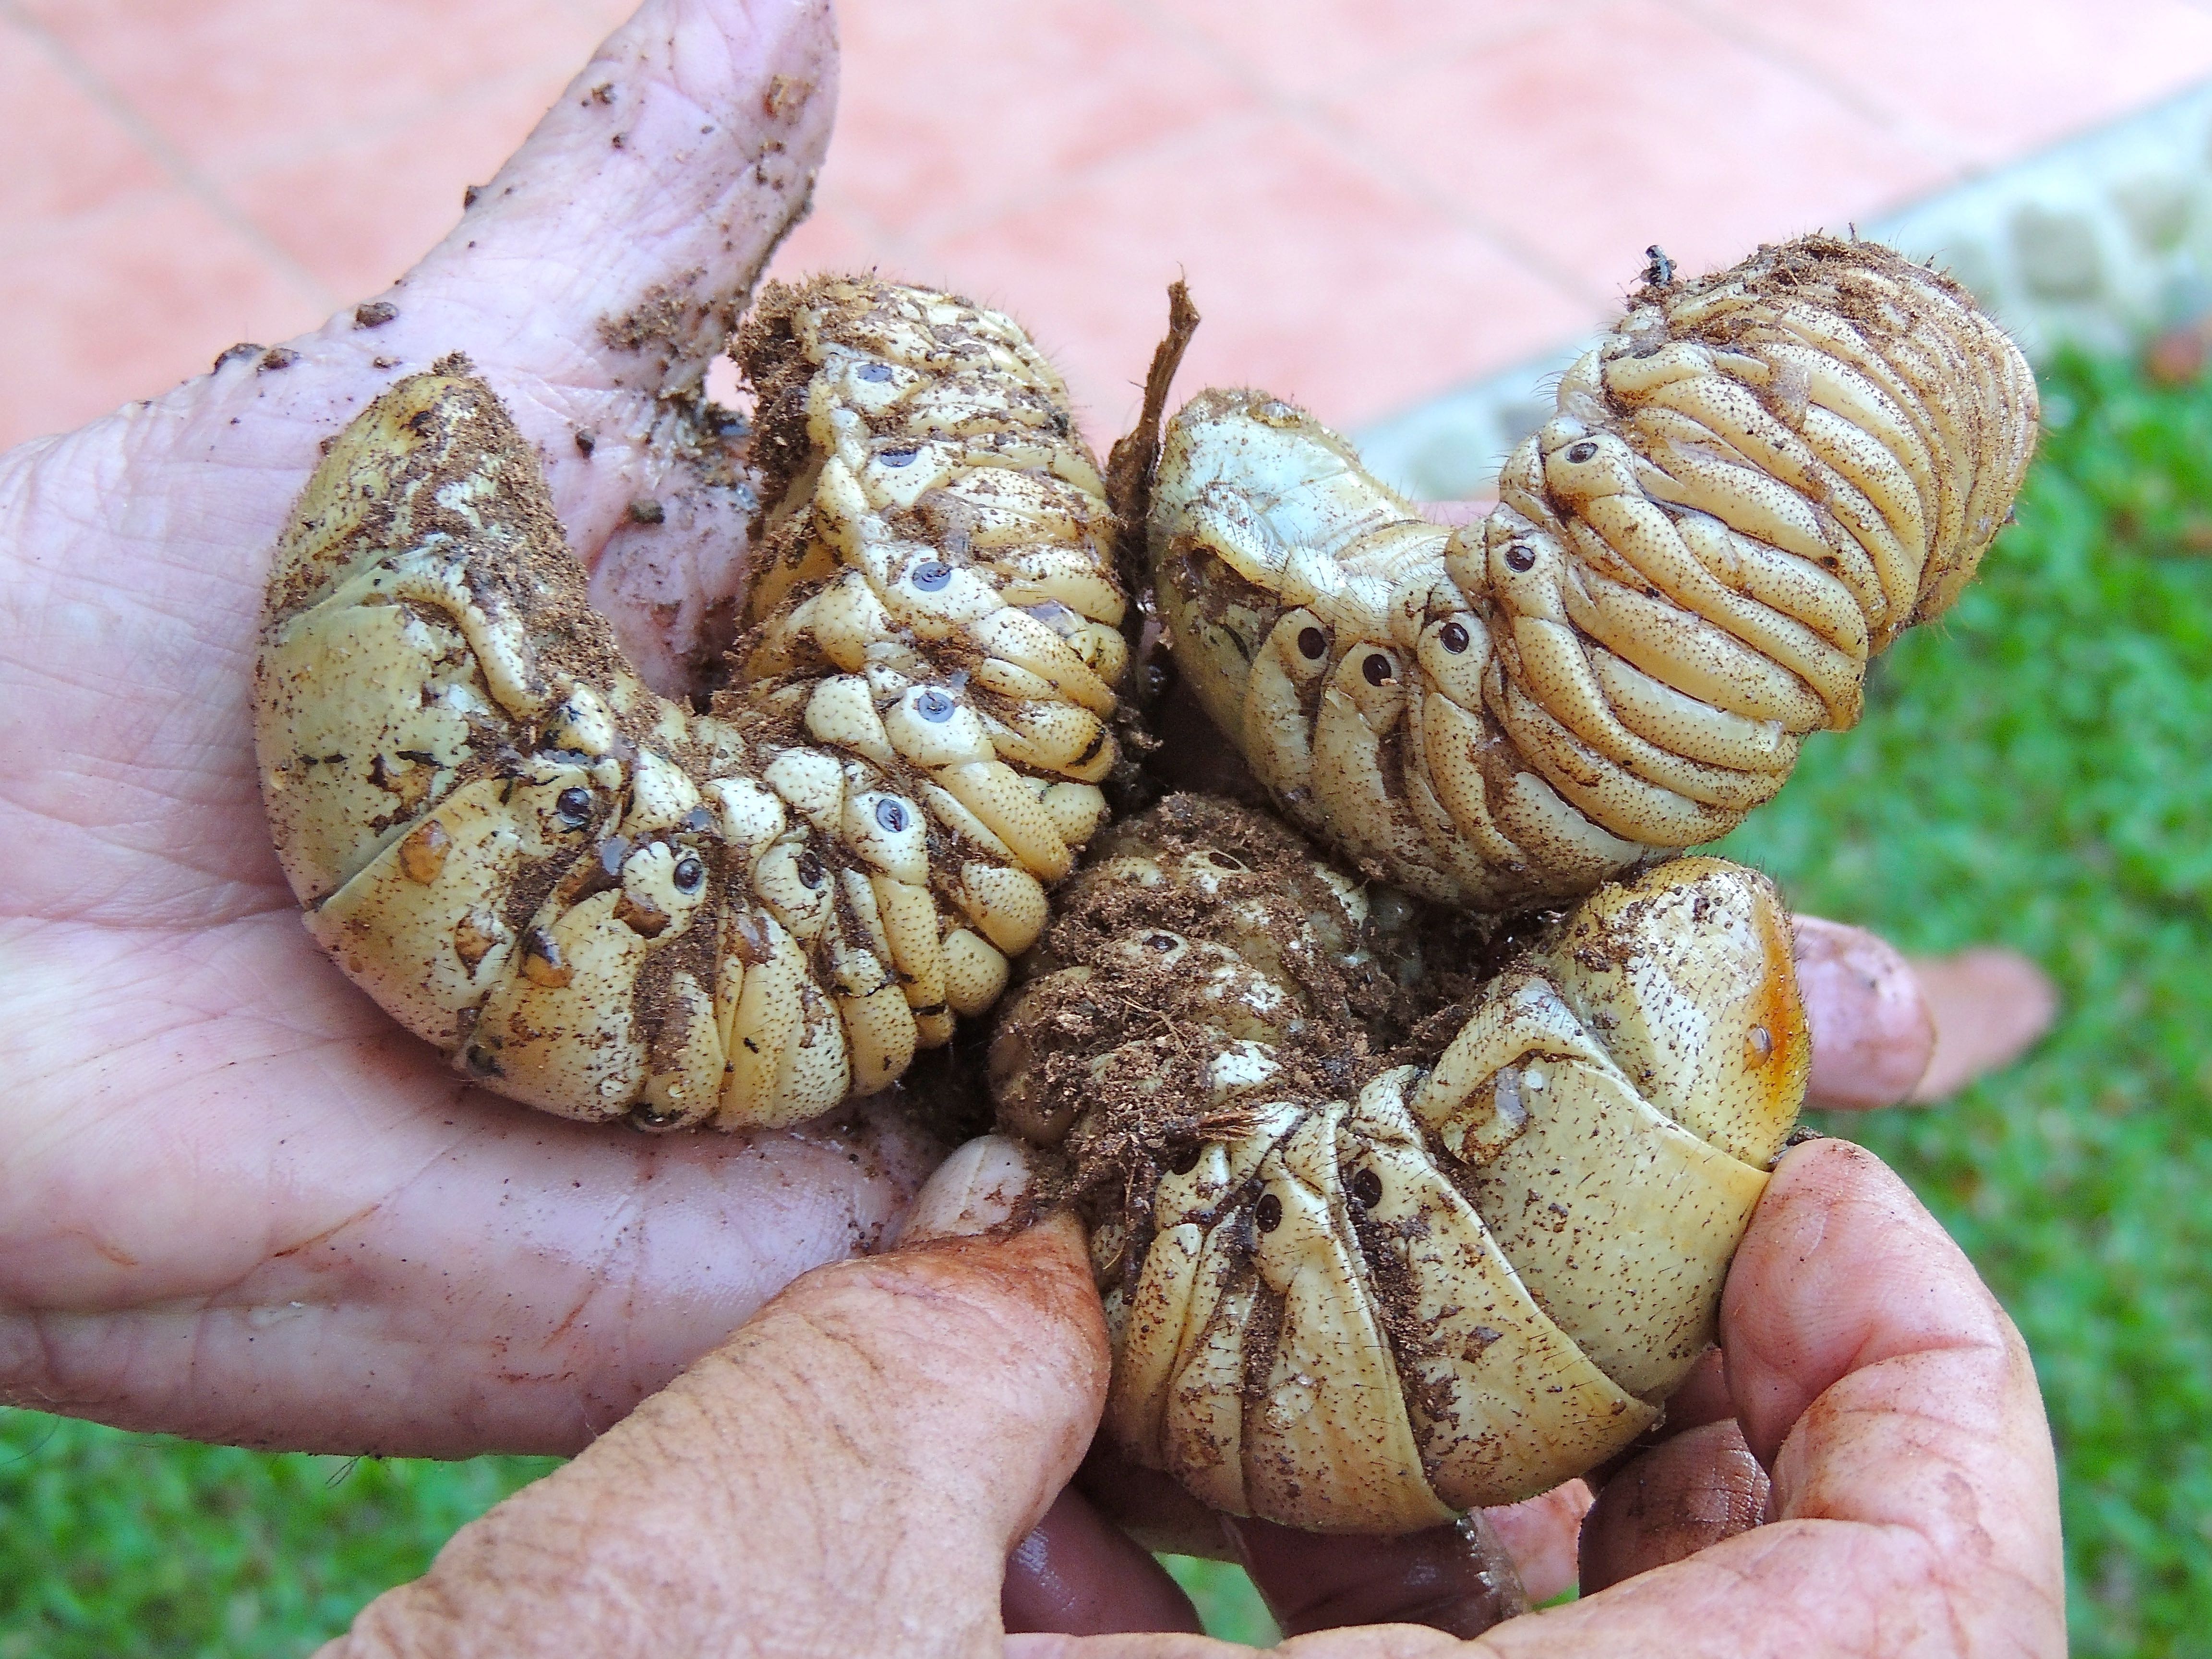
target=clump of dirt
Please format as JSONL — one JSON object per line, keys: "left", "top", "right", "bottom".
{"left": 731, "top": 276, "right": 829, "bottom": 544}
{"left": 987, "top": 793, "right": 1514, "bottom": 1231}
{"left": 599, "top": 273, "right": 709, "bottom": 359}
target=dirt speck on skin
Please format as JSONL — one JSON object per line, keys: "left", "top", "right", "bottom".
{"left": 599, "top": 275, "right": 708, "bottom": 358}
{"left": 762, "top": 74, "right": 809, "bottom": 119}
{"left": 354, "top": 301, "right": 399, "bottom": 330}
{"left": 591, "top": 273, "right": 757, "bottom": 510}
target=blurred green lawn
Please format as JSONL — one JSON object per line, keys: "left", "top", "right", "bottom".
{"left": 6, "top": 346, "right": 2210, "bottom": 1655}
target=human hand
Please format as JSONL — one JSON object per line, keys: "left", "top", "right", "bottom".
{"left": 0, "top": 0, "right": 957, "bottom": 1459}
{"left": 316, "top": 1134, "right": 2061, "bottom": 1656}
{"left": 0, "top": 0, "right": 1947, "bottom": 1464}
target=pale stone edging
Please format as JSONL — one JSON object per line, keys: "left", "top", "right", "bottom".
{"left": 1358, "top": 79, "right": 2212, "bottom": 501}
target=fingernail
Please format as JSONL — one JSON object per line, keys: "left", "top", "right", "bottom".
{"left": 896, "top": 1134, "right": 1036, "bottom": 1246}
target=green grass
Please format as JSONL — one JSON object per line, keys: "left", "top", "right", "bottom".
{"left": 0, "top": 1416, "right": 558, "bottom": 1656}
{"left": 1161, "top": 1555, "right": 1280, "bottom": 1646}
{"left": 1715, "top": 346, "right": 2212, "bottom": 1658}
{"left": 0, "top": 1414, "right": 1282, "bottom": 1654}
{"left": 6, "top": 347, "right": 2211, "bottom": 1655}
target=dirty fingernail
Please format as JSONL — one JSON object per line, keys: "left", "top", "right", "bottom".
{"left": 898, "top": 1134, "right": 1036, "bottom": 1245}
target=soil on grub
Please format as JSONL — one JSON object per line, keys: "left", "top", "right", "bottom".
{"left": 985, "top": 793, "right": 1546, "bottom": 1232}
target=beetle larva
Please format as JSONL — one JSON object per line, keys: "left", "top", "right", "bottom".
{"left": 988, "top": 793, "right": 1807, "bottom": 1532}
{"left": 1143, "top": 236, "right": 2037, "bottom": 907}
{"left": 253, "top": 278, "right": 1125, "bottom": 1129}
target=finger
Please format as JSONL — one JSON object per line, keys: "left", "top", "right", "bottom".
{"left": 278, "top": 0, "right": 835, "bottom": 484}
{"left": 395, "top": 0, "right": 833, "bottom": 406}
{"left": 1651, "top": 1345, "right": 1733, "bottom": 1436}
{"left": 1721, "top": 1141, "right": 2063, "bottom": 1645}
{"left": 0, "top": 1020, "right": 943, "bottom": 1457}
{"left": 900, "top": 1133, "right": 1039, "bottom": 1246}
{"left": 1908, "top": 948, "right": 2058, "bottom": 1101}
{"left": 1793, "top": 915, "right": 1936, "bottom": 1109}
{"left": 1478, "top": 1482, "right": 1593, "bottom": 1606}
{"left": 1005, "top": 1486, "right": 1205, "bottom": 1637}
{"left": 903, "top": 1139, "right": 1205, "bottom": 1638}
{"left": 327, "top": 1209, "right": 1110, "bottom": 1658}
{"left": 1227, "top": 1510, "right": 1527, "bottom": 1642}
{"left": 1723, "top": 1139, "right": 2048, "bottom": 1470}
{"left": 1576, "top": 1420, "right": 1768, "bottom": 1594}
{"left": 1449, "top": 1139, "right": 2063, "bottom": 1656}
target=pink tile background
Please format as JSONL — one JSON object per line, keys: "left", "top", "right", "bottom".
{"left": 5, "top": 0, "right": 2212, "bottom": 452}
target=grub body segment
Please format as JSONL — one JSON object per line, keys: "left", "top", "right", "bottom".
{"left": 1148, "top": 237, "right": 2036, "bottom": 907}
{"left": 990, "top": 796, "right": 1807, "bottom": 1531}
{"left": 255, "top": 279, "right": 1124, "bottom": 1127}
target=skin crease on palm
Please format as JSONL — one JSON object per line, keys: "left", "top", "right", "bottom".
{"left": 0, "top": 0, "right": 2050, "bottom": 1644}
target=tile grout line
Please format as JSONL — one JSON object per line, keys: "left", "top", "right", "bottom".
{"left": 0, "top": 0, "right": 337, "bottom": 324}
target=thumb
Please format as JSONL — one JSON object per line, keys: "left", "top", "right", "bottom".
{"left": 59, "top": 0, "right": 839, "bottom": 697}
{"left": 299, "top": 0, "right": 839, "bottom": 695}
{"left": 340, "top": 0, "right": 834, "bottom": 447}
{"left": 397, "top": 0, "right": 833, "bottom": 402}
{"left": 325, "top": 1191, "right": 1110, "bottom": 1657}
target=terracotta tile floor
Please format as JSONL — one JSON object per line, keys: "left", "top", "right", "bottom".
{"left": 5, "top": 0, "right": 2212, "bottom": 453}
